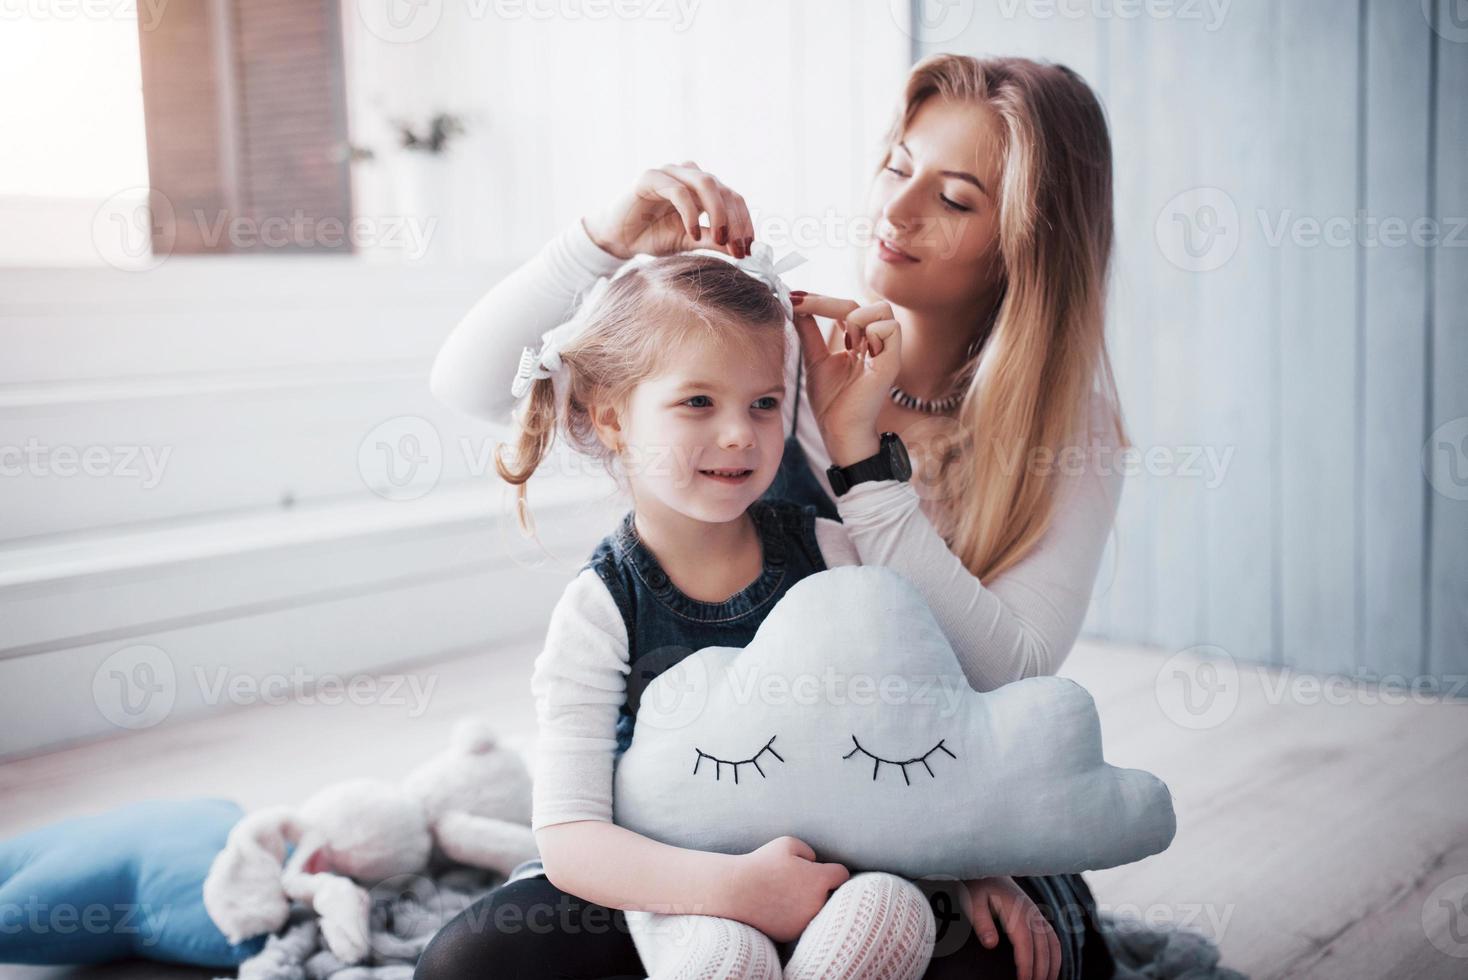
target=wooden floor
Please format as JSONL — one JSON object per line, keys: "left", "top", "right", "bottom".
{"left": 2, "top": 637, "right": 1465, "bottom": 980}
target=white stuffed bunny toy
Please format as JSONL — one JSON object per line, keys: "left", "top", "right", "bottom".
{"left": 203, "top": 716, "right": 537, "bottom": 965}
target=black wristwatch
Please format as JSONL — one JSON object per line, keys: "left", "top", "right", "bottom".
{"left": 826, "top": 432, "right": 912, "bottom": 496}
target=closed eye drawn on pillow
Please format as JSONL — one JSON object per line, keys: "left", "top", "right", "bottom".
{"left": 692, "top": 734, "right": 784, "bottom": 783}
{"left": 844, "top": 734, "right": 957, "bottom": 785}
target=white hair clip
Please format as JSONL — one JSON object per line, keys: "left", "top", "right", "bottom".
{"left": 509, "top": 274, "right": 616, "bottom": 401}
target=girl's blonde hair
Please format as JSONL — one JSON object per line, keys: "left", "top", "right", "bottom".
{"left": 496, "top": 253, "right": 787, "bottom": 532}
{"left": 884, "top": 53, "right": 1131, "bottom": 583}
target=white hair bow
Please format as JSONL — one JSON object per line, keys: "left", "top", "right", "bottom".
{"left": 732, "top": 241, "right": 807, "bottom": 319}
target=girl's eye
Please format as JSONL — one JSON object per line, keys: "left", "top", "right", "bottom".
{"left": 693, "top": 735, "right": 784, "bottom": 784}
{"left": 682, "top": 395, "right": 779, "bottom": 411}
{"left": 884, "top": 165, "right": 908, "bottom": 178}
{"left": 844, "top": 735, "right": 957, "bottom": 785}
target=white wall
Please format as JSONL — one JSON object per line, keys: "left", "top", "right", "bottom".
{"left": 341, "top": 0, "right": 913, "bottom": 290}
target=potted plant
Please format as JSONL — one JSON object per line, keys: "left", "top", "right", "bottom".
{"left": 389, "top": 112, "right": 468, "bottom": 262}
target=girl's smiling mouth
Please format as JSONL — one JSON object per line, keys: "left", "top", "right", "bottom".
{"left": 698, "top": 468, "right": 753, "bottom": 484}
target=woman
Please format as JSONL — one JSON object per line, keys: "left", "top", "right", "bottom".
{"left": 423, "top": 53, "right": 1125, "bottom": 980}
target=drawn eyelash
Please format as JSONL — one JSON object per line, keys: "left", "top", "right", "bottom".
{"left": 843, "top": 735, "right": 956, "bottom": 785}
{"left": 693, "top": 735, "right": 784, "bottom": 784}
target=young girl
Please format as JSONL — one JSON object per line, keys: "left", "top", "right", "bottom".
{"left": 414, "top": 247, "right": 998, "bottom": 980}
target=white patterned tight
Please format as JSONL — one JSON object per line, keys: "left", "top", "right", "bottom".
{"left": 624, "top": 871, "right": 936, "bottom": 980}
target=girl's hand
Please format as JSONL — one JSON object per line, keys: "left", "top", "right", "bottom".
{"left": 582, "top": 162, "right": 756, "bottom": 260}
{"left": 961, "top": 876, "right": 1062, "bottom": 980}
{"left": 790, "top": 294, "right": 903, "bottom": 466}
{"left": 729, "top": 837, "right": 850, "bottom": 943}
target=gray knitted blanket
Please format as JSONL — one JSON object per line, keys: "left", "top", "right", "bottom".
{"left": 220, "top": 864, "right": 506, "bottom": 980}
{"left": 220, "top": 866, "right": 1247, "bottom": 979}
{"left": 1097, "top": 913, "right": 1249, "bottom": 980}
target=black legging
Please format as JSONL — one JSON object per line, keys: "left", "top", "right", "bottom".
{"left": 414, "top": 873, "right": 1115, "bottom": 980}
{"left": 415, "top": 875, "right": 644, "bottom": 980}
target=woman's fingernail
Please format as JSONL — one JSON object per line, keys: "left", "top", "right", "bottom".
{"left": 790, "top": 291, "right": 806, "bottom": 305}
{"left": 845, "top": 333, "right": 851, "bottom": 350}
{"left": 716, "top": 225, "right": 728, "bottom": 245}
{"left": 744, "top": 236, "right": 755, "bottom": 254}
{"left": 734, "top": 240, "right": 746, "bottom": 259}
{"left": 694, "top": 224, "right": 702, "bottom": 241}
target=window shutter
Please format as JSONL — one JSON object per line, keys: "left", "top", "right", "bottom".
{"left": 136, "top": 0, "right": 352, "bottom": 256}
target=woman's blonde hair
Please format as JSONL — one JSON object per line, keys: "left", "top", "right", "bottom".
{"left": 882, "top": 53, "right": 1130, "bottom": 583}
{"left": 496, "top": 253, "right": 787, "bottom": 533}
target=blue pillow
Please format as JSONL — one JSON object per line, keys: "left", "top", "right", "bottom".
{"left": 0, "top": 798, "right": 268, "bottom": 967}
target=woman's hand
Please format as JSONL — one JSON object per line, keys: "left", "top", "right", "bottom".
{"left": 961, "top": 876, "right": 1062, "bottom": 980}
{"left": 582, "top": 162, "right": 756, "bottom": 260}
{"left": 728, "top": 836, "right": 850, "bottom": 943}
{"left": 790, "top": 294, "right": 903, "bottom": 467}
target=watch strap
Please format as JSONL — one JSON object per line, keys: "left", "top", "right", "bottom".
{"left": 827, "top": 432, "right": 904, "bottom": 496}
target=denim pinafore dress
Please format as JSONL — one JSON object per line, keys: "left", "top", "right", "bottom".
{"left": 597, "top": 495, "right": 829, "bottom": 756}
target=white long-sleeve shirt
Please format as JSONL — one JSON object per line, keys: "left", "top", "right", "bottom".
{"left": 429, "top": 218, "right": 1125, "bottom": 833}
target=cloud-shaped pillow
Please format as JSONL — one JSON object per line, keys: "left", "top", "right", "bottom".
{"left": 612, "top": 566, "right": 1175, "bottom": 879}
